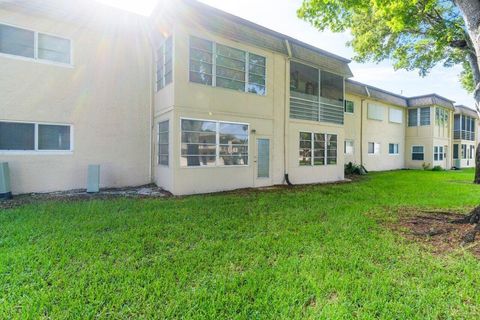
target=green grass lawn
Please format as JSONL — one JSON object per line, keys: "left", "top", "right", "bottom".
{"left": 1, "top": 169, "right": 480, "bottom": 319}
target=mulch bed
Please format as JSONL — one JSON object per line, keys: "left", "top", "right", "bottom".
{"left": 391, "top": 208, "right": 480, "bottom": 257}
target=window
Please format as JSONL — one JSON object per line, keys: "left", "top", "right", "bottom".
{"left": 0, "top": 23, "right": 71, "bottom": 64}
{"left": 434, "top": 146, "right": 444, "bottom": 161}
{"left": 420, "top": 107, "right": 431, "bottom": 126}
{"left": 389, "top": 143, "right": 399, "bottom": 155}
{"left": 470, "top": 145, "right": 475, "bottom": 160}
{"left": 344, "top": 100, "right": 354, "bottom": 113}
{"left": 408, "top": 109, "right": 418, "bottom": 127}
{"left": 454, "top": 114, "right": 475, "bottom": 141}
{"left": 344, "top": 139, "right": 354, "bottom": 155}
{"left": 0, "top": 24, "right": 34, "bottom": 58}
{"left": 158, "top": 121, "right": 169, "bottom": 166}
{"left": 189, "top": 36, "right": 266, "bottom": 95}
{"left": 412, "top": 146, "right": 424, "bottom": 161}
{"left": 290, "top": 61, "right": 344, "bottom": 125}
{"left": 181, "top": 119, "right": 248, "bottom": 167}
{"left": 299, "top": 132, "right": 337, "bottom": 166}
{"left": 408, "top": 108, "right": 431, "bottom": 126}
{"left": 453, "top": 144, "right": 459, "bottom": 160}
{"left": 0, "top": 121, "right": 72, "bottom": 152}
{"left": 37, "top": 34, "right": 71, "bottom": 64}
{"left": 367, "top": 104, "right": 384, "bottom": 121}
{"left": 435, "top": 108, "right": 448, "bottom": 127}
{"left": 389, "top": 108, "right": 403, "bottom": 124}
{"left": 156, "top": 37, "right": 173, "bottom": 91}
{"left": 368, "top": 142, "right": 380, "bottom": 155}
{"left": 462, "top": 144, "right": 467, "bottom": 159}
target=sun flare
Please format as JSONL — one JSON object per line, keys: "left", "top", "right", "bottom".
{"left": 96, "top": 0, "right": 159, "bottom": 16}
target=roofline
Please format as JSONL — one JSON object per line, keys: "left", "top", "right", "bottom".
{"left": 180, "top": 0, "right": 351, "bottom": 64}
{"left": 346, "top": 79, "right": 407, "bottom": 100}
{"left": 407, "top": 93, "right": 456, "bottom": 104}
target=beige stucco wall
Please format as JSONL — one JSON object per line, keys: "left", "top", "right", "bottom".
{"left": 405, "top": 106, "right": 453, "bottom": 169}
{"left": 152, "top": 23, "right": 346, "bottom": 195}
{"left": 0, "top": 8, "right": 153, "bottom": 194}
{"left": 343, "top": 94, "right": 406, "bottom": 171}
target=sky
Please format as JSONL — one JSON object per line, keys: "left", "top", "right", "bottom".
{"left": 97, "top": 0, "right": 475, "bottom": 107}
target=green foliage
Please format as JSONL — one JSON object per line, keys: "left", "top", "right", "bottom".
{"left": 1, "top": 170, "right": 480, "bottom": 318}
{"left": 432, "top": 165, "right": 445, "bottom": 171}
{"left": 298, "top": 0, "right": 474, "bottom": 91}
{"left": 344, "top": 161, "right": 366, "bottom": 175}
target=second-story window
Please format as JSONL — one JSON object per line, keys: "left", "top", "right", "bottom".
{"left": 408, "top": 107, "right": 431, "bottom": 127}
{"left": 156, "top": 37, "right": 173, "bottom": 91}
{"left": 0, "top": 24, "right": 71, "bottom": 65}
{"left": 189, "top": 36, "right": 266, "bottom": 96}
{"left": 435, "top": 107, "right": 449, "bottom": 127}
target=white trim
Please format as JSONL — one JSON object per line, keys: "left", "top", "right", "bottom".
{"left": 188, "top": 35, "right": 267, "bottom": 96}
{"left": 179, "top": 117, "right": 250, "bottom": 168}
{"left": 298, "top": 131, "right": 338, "bottom": 167}
{"left": 388, "top": 143, "right": 400, "bottom": 155}
{"left": 0, "top": 21, "right": 74, "bottom": 68}
{"left": 411, "top": 145, "right": 425, "bottom": 161}
{"left": 0, "top": 120, "right": 74, "bottom": 153}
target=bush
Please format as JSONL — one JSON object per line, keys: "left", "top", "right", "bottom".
{"left": 345, "top": 162, "right": 367, "bottom": 175}
{"left": 422, "top": 162, "right": 431, "bottom": 170}
{"left": 431, "top": 165, "right": 444, "bottom": 171}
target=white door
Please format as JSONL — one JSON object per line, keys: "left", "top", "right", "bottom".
{"left": 255, "top": 138, "right": 272, "bottom": 187}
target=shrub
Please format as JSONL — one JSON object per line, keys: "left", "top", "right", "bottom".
{"left": 345, "top": 162, "right": 366, "bottom": 175}
{"left": 422, "top": 162, "right": 431, "bottom": 170}
{"left": 431, "top": 165, "right": 444, "bottom": 171}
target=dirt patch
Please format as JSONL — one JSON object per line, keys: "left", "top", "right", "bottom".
{"left": 0, "top": 184, "right": 171, "bottom": 210}
{"left": 391, "top": 208, "right": 480, "bottom": 257}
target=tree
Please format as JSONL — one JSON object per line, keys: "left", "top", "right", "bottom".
{"left": 298, "top": 0, "right": 480, "bottom": 184}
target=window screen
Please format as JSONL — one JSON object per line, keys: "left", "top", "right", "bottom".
{"left": 0, "top": 24, "right": 34, "bottom": 58}
{"left": 0, "top": 122, "right": 35, "bottom": 150}
{"left": 37, "top": 33, "right": 71, "bottom": 64}
{"left": 38, "top": 124, "right": 71, "bottom": 150}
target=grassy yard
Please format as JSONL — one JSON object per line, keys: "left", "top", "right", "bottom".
{"left": 1, "top": 169, "right": 480, "bottom": 319}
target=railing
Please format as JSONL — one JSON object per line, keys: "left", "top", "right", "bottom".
{"left": 290, "top": 92, "right": 344, "bottom": 125}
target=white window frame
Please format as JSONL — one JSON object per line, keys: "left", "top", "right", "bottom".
{"left": 344, "top": 139, "right": 354, "bottom": 155}
{"left": 388, "top": 143, "right": 399, "bottom": 155}
{"left": 368, "top": 142, "right": 380, "bottom": 155}
{"left": 389, "top": 108, "right": 403, "bottom": 124}
{"left": 0, "top": 120, "right": 74, "bottom": 155}
{"left": 158, "top": 120, "right": 169, "bottom": 166}
{"left": 367, "top": 104, "right": 384, "bottom": 121}
{"left": 411, "top": 145, "right": 425, "bottom": 161}
{"left": 0, "top": 22, "right": 73, "bottom": 68}
{"left": 155, "top": 36, "right": 173, "bottom": 91}
{"left": 344, "top": 100, "right": 354, "bottom": 114}
{"left": 180, "top": 117, "right": 250, "bottom": 168}
{"left": 188, "top": 35, "right": 267, "bottom": 96}
{"left": 299, "top": 131, "right": 338, "bottom": 166}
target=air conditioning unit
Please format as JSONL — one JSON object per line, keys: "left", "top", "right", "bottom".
{"left": 87, "top": 165, "right": 100, "bottom": 193}
{"left": 0, "top": 162, "right": 12, "bottom": 200}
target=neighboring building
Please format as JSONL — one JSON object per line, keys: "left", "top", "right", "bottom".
{"left": 453, "top": 105, "right": 478, "bottom": 168}
{"left": 0, "top": 0, "right": 478, "bottom": 195}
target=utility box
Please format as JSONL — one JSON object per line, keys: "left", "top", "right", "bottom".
{"left": 0, "top": 162, "right": 12, "bottom": 200}
{"left": 455, "top": 159, "right": 461, "bottom": 169}
{"left": 87, "top": 165, "right": 100, "bottom": 193}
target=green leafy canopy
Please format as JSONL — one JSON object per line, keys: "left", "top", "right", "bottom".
{"left": 298, "top": 0, "right": 475, "bottom": 92}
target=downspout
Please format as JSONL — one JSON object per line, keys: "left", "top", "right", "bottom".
{"left": 360, "top": 86, "right": 371, "bottom": 168}
{"left": 146, "top": 22, "right": 155, "bottom": 184}
{"left": 284, "top": 39, "right": 293, "bottom": 185}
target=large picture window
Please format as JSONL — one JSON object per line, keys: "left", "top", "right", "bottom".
{"left": 299, "top": 132, "right": 337, "bottom": 166}
{"left": 189, "top": 36, "right": 266, "bottom": 95}
{"left": 181, "top": 119, "right": 249, "bottom": 167}
{"left": 0, "top": 121, "right": 72, "bottom": 152}
{"left": 290, "top": 61, "right": 344, "bottom": 125}
{"left": 156, "top": 37, "right": 173, "bottom": 91}
{"left": 0, "top": 24, "right": 71, "bottom": 64}
{"left": 158, "top": 121, "right": 169, "bottom": 166}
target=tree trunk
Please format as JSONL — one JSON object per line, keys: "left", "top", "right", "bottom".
{"left": 455, "top": 0, "right": 480, "bottom": 183}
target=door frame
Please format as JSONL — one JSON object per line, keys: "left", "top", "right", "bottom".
{"left": 254, "top": 136, "right": 272, "bottom": 187}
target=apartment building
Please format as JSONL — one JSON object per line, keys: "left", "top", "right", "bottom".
{"left": 0, "top": 0, "right": 478, "bottom": 196}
